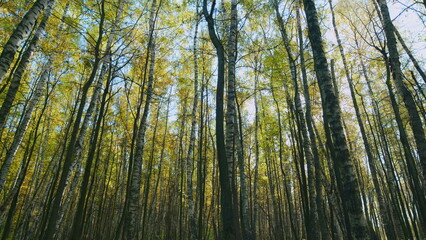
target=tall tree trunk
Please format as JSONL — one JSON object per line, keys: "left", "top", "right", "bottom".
{"left": 203, "top": 1, "right": 236, "bottom": 239}
{"left": 69, "top": 60, "right": 114, "bottom": 240}
{"left": 274, "top": 2, "right": 318, "bottom": 238}
{"left": 353, "top": 31, "right": 408, "bottom": 238}
{"left": 253, "top": 61, "right": 260, "bottom": 240}
{"left": 124, "top": 0, "right": 157, "bottom": 237}
{"left": 186, "top": 7, "right": 200, "bottom": 239}
{"left": 197, "top": 74, "right": 206, "bottom": 240}
{"left": 0, "top": 0, "right": 54, "bottom": 138}
{"left": 0, "top": 0, "right": 54, "bottom": 192}
{"left": 296, "top": 5, "right": 329, "bottom": 239}
{"left": 328, "top": 1, "right": 393, "bottom": 238}
{"left": 301, "top": 0, "right": 370, "bottom": 238}
{"left": 40, "top": 1, "right": 106, "bottom": 238}
{"left": 225, "top": 0, "right": 243, "bottom": 239}
{"left": 0, "top": 59, "right": 49, "bottom": 194}
{"left": 376, "top": 0, "right": 426, "bottom": 195}
{"left": 140, "top": 101, "right": 162, "bottom": 239}
{"left": 383, "top": 52, "right": 426, "bottom": 235}
{"left": 235, "top": 99, "right": 252, "bottom": 240}
{"left": 271, "top": 78, "right": 298, "bottom": 240}
{"left": 69, "top": 1, "right": 125, "bottom": 238}
{"left": 0, "top": 73, "right": 50, "bottom": 240}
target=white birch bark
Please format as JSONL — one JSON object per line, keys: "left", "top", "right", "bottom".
{"left": 186, "top": 8, "right": 200, "bottom": 240}
{"left": 0, "top": 0, "right": 55, "bottom": 135}
{"left": 0, "top": 0, "right": 54, "bottom": 192}
{"left": 125, "top": 1, "right": 157, "bottom": 238}
{"left": 0, "top": 0, "right": 51, "bottom": 85}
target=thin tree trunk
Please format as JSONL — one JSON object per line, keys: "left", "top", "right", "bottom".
{"left": 124, "top": 1, "right": 157, "bottom": 236}
{"left": 186, "top": 8, "right": 200, "bottom": 239}
{"left": 353, "top": 31, "right": 408, "bottom": 238}
{"left": 68, "top": 2, "right": 125, "bottom": 238}
{"left": 274, "top": 2, "right": 319, "bottom": 238}
{"left": 271, "top": 78, "right": 298, "bottom": 240}
{"left": 197, "top": 73, "right": 206, "bottom": 240}
{"left": 1, "top": 133, "right": 33, "bottom": 240}
{"left": 0, "top": 78, "right": 49, "bottom": 240}
{"left": 393, "top": 26, "right": 426, "bottom": 83}
{"left": 383, "top": 53, "right": 426, "bottom": 235}
{"left": 140, "top": 100, "right": 162, "bottom": 239}
{"left": 69, "top": 61, "right": 113, "bottom": 240}
{"left": 235, "top": 98, "right": 252, "bottom": 240}
{"left": 253, "top": 62, "right": 260, "bottom": 240}
{"left": 0, "top": 56, "right": 50, "bottom": 195}
{"left": 40, "top": 2, "right": 106, "bottom": 238}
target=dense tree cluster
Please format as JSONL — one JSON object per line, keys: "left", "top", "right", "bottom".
{"left": 0, "top": 0, "right": 425, "bottom": 239}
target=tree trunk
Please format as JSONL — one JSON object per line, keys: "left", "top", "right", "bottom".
{"left": 0, "top": 0, "right": 54, "bottom": 137}
{"left": 253, "top": 62, "right": 260, "bottom": 240}
{"left": 383, "top": 54, "right": 426, "bottom": 235}
{"left": 203, "top": 1, "right": 236, "bottom": 239}
{"left": 0, "top": 0, "right": 52, "bottom": 85}
{"left": 301, "top": 0, "right": 370, "bottom": 238}
{"left": 296, "top": 5, "right": 329, "bottom": 239}
{"left": 69, "top": 1, "right": 125, "bottom": 238}
{"left": 225, "top": 0, "right": 243, "bottom": 239}
{"left": 376, "top": 0, "right": 426, "bottom": 195}
{"left": 393, "top": 26, "right": 426, "bottom": 84}
{"left": 186, "top": 7, "right": 200, "bottom": 239}
{"left": 328, "top": 1, "right": 393, "bottom": 238}
{"left": 40, "top": 1, "right": 106, "bottom": 238}
{"left": 274, "top": 2, "right": 319, "bottom": 238}
{"left": 235, "top": 99, "right": 252, "bottom": 240}
{"left": 0, "top": 0, "right": 54, "bottom": 192}
{"left": 124, "top": 0, "right": 157, "bottom": 237}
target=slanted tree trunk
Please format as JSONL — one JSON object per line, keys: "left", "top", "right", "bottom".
{"left": 0, "top": 0, "right": 55, "bottom": 137}
{"left": 40, "top": 2, "right": 106, "bottom": 238}
{"left": 274, "top": 2, "right": 319, "bottom": 238}
{"left": 0, "top": 0, "right": 54, "bottom": 192}
{"left": 0, "top": 0, "right": 52, "bottom": 85}
{"left": 68, "top": 2, "right": 126, "bottom": 238}
{"left": 0, "top": 61, "right": 51, "bottom": 240}
{"left": 70, "top": 71, "right": 112, "bottom": 240}
{"left": 376, "top": 0, "right": 426, "bottom": 194}
{"left": 296, "top": 5, "right": 329, "bottom": 239}
{"left": 115, "top": 1, "right": 158, "bottom": 238}
{"left": 392, "top": 26, "right": 426, "bottom": 84}
{"left": 69, "top": 0, "right": 125, "bottom": 234}
{"left": 301, "top": 0, "right": 370, "bottom": 238}
{"left": 383, "top": 52, "right": 426, "bottom": 236}
{"left": 328, "top": 1, "right": 393, "bottom": 238}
